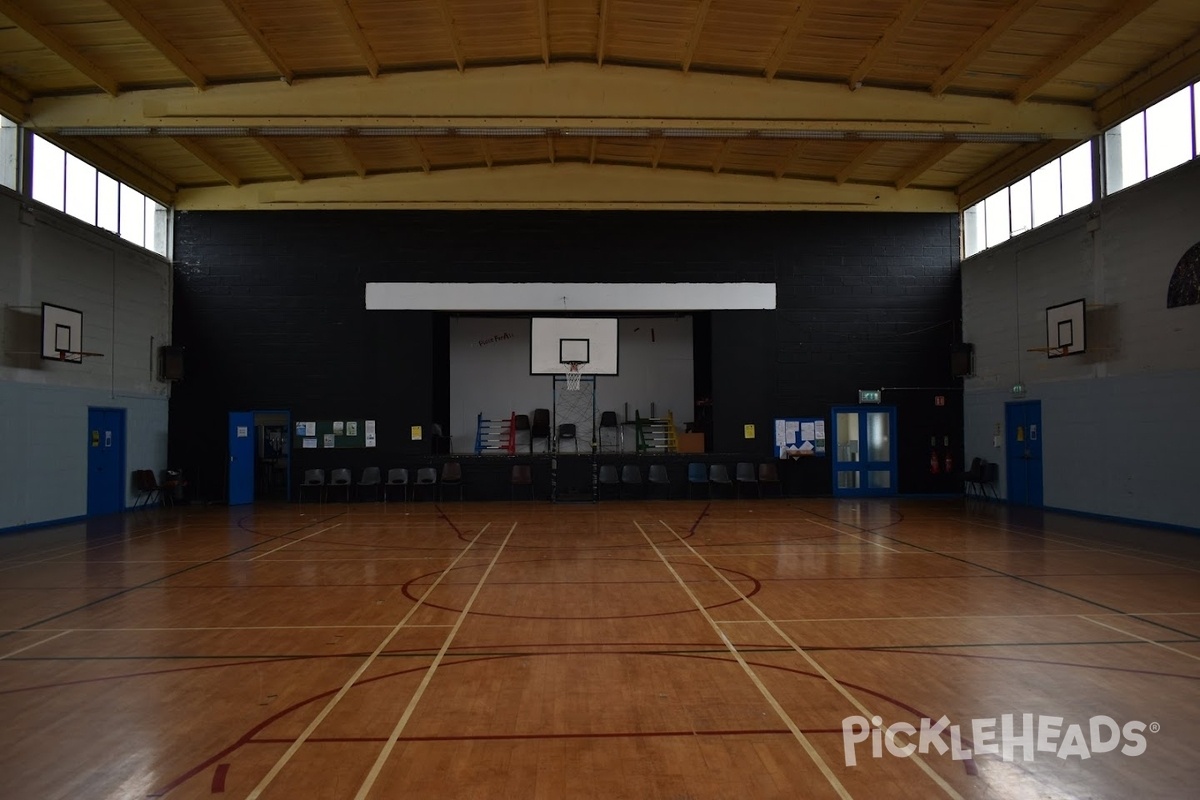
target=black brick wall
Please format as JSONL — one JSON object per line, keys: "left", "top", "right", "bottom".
{"left": 170, "top": 210, "right": 962, "bottom": 500}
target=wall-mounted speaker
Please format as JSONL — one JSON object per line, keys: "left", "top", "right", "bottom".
{"left": 950, "top": 343, "right": 974, "bottom": 378}
{"left": 159, "top": 345, "right": 184, "bottom": 381}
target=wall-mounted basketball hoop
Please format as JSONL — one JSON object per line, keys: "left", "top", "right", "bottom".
{"left": 563, "top": 360, "right": 584, "bottom": 391}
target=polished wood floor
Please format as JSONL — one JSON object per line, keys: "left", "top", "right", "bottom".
{"left": 1, "top": 498, "right": 1198, "bottom": 799}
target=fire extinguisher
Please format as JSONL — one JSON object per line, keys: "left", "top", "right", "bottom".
{"left": 944, "top": 451, "right": 953, "bottom": 474}
{"left": 930, "top": 450, "right": 941, "bottom": 474}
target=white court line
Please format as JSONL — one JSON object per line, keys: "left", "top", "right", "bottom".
{"left": 653, "top": 518, "right": 966, "bottom": 800}
{"left": 0, "top": 526, "right": 183, "bottom": 573}
{"left": 244, "top": 522, "right": 494, "bottom": 800}
{"left": 354, "top": 521, "right": 516, "bottom": 800}
{"left": 246, "top": 523, "right": 343, "bottom": 561}
{"left": 0, "top": 630, "right": 72, "bottom": 660}
{"left": 1079, "top": 616, "right": 1200, "bottom": 663}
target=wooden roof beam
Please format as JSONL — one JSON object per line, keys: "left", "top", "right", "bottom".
{"left": 1013, "top": 0, "right": 1158, "bottom": 104}
{"left": 764, "top": 0, "right": 818, "bottom": 81}
{"left": 836, "top": 141, "right": 886, "bottom": 185}
{"left": 651, "top": 138, "right": 665, "bottom": 168}
{"left": 930, "top": 0, "right": 1037, "bottom": 97}
{"left": 681, "top": 0, "right": 713, "bottom": 73}
{"left": 849, "top": 0, "right": 928, "bottom": 89}
{"left": 410, "top": 137, "right": 431, "bottom": 172}
{"left": 588, "top": 137, "right": 597, "bottom": 164}
{"left": 255, "top": 137, "right": 304, "bottom": 182}
{"left": 537, "top": 0, "right": 550, "bottom": 66}
{"left": 1095, "top": 28, "right": 1200, "bottom": 128}
{"left": 547, "top": 136, "right": 555, "bottom": 164}
{"left": 482, "top": 138, "right": 494, "bottom": 168}
{"left": 597, "top": 0, "right": 609, "bottom": 67}
{"left": 956, "top": 139, "right": 1077, "bottom": 207}
{"left": 894, "top": 141, "right": 959, "bottom": 190}
{"left": 104, "top": 0, "right": 208, "bottom": 89}
{"left": 174, "top": 137, "right": 241, "bottom": 186}
{"left": 336, "top": 138, "right": 366, "bottom": 177}
{"left": 0, "top": 0, "right": 120, "bottom": 95}
{"left": 438, "top": 0, "right": 466, "bottom": 71}
{"left": 712, "top": 138, "right": 734, "bottom": 174}
{"left": 0, "top": 70, "right": 31, "bottom": 119}
{"left": 774, "top": 141, "right": 803, "bottom": 179}
{"left": 51, "top": 136, "right": 176, "bottom": 202}
{"left": 216, "top": 0, "right": 295, "bottom": 84}
{"left": 330, "top": 0, "right": 380, "bottom": 78}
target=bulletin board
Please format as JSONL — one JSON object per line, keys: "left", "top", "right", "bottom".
{"left": 293, "top": 420, "right": 377, "bottom": 449}
{"left": 774, "top": 417, "right": 827, "bottom": 459}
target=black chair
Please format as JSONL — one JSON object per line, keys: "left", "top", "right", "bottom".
{"left": 687, "top": 462, "right": 709, "bottom": 498}
{"left": 299, "top": 469, "right": 325, "bottom": 503}
{"left": 598, "top": 411, "right": 619, "bottom": 452}
{"left": 413, "top": 467, "right": 438, "bottom": 501}
{"left": 979, "top": 460, "right": 999, "bottom": 498}
{"left": 531, "top": 408, "right": 551, "bottom": 453}
{"left": 557, "top": 423, "right": 577, "bottom": 453}
{"left": 327, "top": 468, "right": 352, "bottom": 502}
{"left": 440, "top": 461, "right": 464, "bottom": 501}
{"left": 964, "top": 457, "right": 984, "bottom": 496}
{"left": 758, "top": 463, "right": 782, "bottom": 497}
{"left": 735, "top": 462, "right": 759, "bottom": 498}
{"left": 384, "top": 468, "right": 409, "bottom": 502}
{"left": 647, "top": 464, "right": 671, "bottom": 498}
{"left": 132, "top": 470, "right": 160, "bottom": 508}
{"left": 356, "top": 467, "right": 381, "bottom": 501}
{"left": 510, "top": 464, "right": 534, "bottom": 500}
{"left": 709, "top": 464, "right": 733, "bottom": 498}
{"left": 514, "top": 414, "right": 531, "bottom": 453}
{"left": 598, "top": 464, "right": 620, "bottom": 499}
{"left": 620, "top": 464, "right": 643, "bottom": 498}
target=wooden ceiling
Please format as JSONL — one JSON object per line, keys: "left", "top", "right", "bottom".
{"left": 1, "top": 0, "right": 1198, "bottom": 211}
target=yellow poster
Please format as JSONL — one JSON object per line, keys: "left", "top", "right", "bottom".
{"left": 744, "top": 424, "right": 756, "bottom": 439}
{"left": 411, "top": 425, "right": 423, "bottom": 441}
{"left": 1016, "top": 426, "right": 1025, "bottom": 442}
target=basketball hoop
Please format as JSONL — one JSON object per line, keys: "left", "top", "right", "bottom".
{"left": 564, "top": 361, "right": 583, "bottom": 391}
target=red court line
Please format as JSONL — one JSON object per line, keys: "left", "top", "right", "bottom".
{"left": 210, "top": 763, "right": 229, "bottom": 793}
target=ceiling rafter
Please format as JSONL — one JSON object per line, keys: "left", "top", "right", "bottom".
{"left": 836, "top": 141, "right": 886, "bottom": 185}
{"left": 216, "top": 0, "right": 295, "bottom": 84}
{"left": 1095, "top": 29, "right": 1200, "bottom": 128}
{"left": 410, "top": 137, "right": 431, "bottom": 172}
{"left": 956, "top": 139, "right": 1077, "bottom": 207}
{"left": 53, "top": 135, "right": 176, "bottom": 201}
{"left": 330, "top": 0, "right": 380, "bottom": 78}
{"left": 547, "top": 136, "right": 555, "bottom": 164}
{"left": 537, "top": 0, "right": 550, "bottom": 66}
{"left": 588, "top": 137, "right": 597, "bottom": 164}
{"left": 597, "top": 0, "right": 609, "bottom": 67}
{"left": 712, "top": 138, "right": 734, "bottom": 174}
{"left": 1013, "top": 0, "right": 1159, "bottom": 104}
{"left": 255, "top": 137, "right": 305, "bottom": 182}
{"left": 103, "top": 0, "right": 208, "bottom": 89}
{"left": 0, "top": 71, "right": 31, "bottom": 119}
{"left": 848, "top": 0, "right": 929, "bottom": 89}
{"left": 774, "top": 141, "right": 803, "bottom": 179}
{"left": 764, "top": 0, "right": 819, "bottom": 81}
{"left": 894, "top": 141, "right": 959, "bottom": 190}
{"left": 174, "top": 137, "right": 241, "bottom": 186}
{"left": 438, "top": 0, "right": 466, "bottom": 71}
{"left": 0, "top": 0, "right": 120, "bottom": 95}
{"left": 337, "top": 138, "right": 366, "bottom": 177}
{"left": 681, "top": 0, "right": 714, "bottom": 73}
{"left": 651, "top": 138, "right": 665, "bottom": 169}
{"left": 482, "top": 138, "right": 494, "bottom": 168}
{"left": 930, "top": 0, "right": 1037, "bottom": 97}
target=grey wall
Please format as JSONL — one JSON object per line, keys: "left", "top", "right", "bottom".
{"left": 448, "top": 316, "right": 693, "bottom": 452}
{"left": 0, "top": 188, "right": 172, "bottom": 529}
{"left": 961, "top": 157, "right": 1200, "bottom": 528}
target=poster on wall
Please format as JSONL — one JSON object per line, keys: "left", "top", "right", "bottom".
{"left": 365, "top": 420, "right": 376, "bottom": 447}
{"left": 775, "top": 417, "right": 827, "bottom": 458}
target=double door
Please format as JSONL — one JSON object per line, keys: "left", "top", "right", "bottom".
{"left": 831, "top": 406, "right": 897, "bottom": 497}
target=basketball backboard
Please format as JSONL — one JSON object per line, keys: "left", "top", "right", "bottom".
{"left": 1045, "top": 298, "right": 1086, "bottom": 358}
{"left": 41, "top": 303, "right": 83, "bottom": 363}
{"left": 530, "top": 318, "right": 618, "bottom": 374}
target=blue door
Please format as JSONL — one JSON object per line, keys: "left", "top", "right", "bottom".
{"left": 831, "top": 406, "right": 897, "bottom": 497}
{"left": 87, "top": 408, "right": 126, "bottom": 515}
{"left": 1005, "top": 401, "right": 1043, "bottom": 506}
{"left": 228, "top": 411, "right": 256, "bottom": 505}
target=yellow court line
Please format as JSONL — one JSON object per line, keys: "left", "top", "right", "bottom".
{"left": 0, "top": 630, "right": 72, "bottom": 660}
{"left": 633, "top": 520, "right": 853, "bottom": 800}
{"left": 655, "top": 518, "right": 966, "bottom": 800}
{"left": 245, "top": 523, "right": 343, "bottom": 561}
{"left": 354, "top": 521, "right": 517, "bottom": 800}
{"left": 245, "top": 521, "right": 495, "bottom": 800}
{"left": 1079, "top": 616, "right": 1200, "bottom": 663}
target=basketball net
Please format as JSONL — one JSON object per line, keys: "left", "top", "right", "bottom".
{"left": 564, "top": 361, "right": 583, "bottom": 391}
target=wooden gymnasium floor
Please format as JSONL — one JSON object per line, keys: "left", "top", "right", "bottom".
{"left": 1, "top": 498, "right": 1198, "bottom": 799}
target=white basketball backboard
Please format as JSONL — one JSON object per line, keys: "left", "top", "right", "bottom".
{"left": 530, "top": 317, "right": 618, "bottom": 374}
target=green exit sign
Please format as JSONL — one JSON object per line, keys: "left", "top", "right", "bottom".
{"left": 858, "top": 389, "right": 882, "bottom": 404}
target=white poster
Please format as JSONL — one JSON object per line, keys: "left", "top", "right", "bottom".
{"left": 302, "top": 438, "right": 317, "bottom": 449}
{"left": 365, "top": 419, "right": 377, "bottom": 448}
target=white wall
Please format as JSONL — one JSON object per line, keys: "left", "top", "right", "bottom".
{"left": 0, "top": 189, "right": 171, "bottom": 529}
{"left": 962, "top": 158, "right": 1200, "bottom": 528}
{"left": 448, "top": 316, "right": 694, "bottom": 452}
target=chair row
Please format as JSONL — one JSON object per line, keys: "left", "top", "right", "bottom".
{"left": 595, "top": 462, "right": 782, "bottom": 499}
{"left": 299, "top": 464, "right": 465, "bottom": 503}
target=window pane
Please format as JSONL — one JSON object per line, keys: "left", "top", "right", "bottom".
{"left": 31, "top": 135, "right": 65, "bottom": 210}
{"left": 97, "top": 173, "right": 119, "bottom": 233}
{"left": 963, "top": 202, "right": 985, "bottom": 256}
{"left": 1104, "top": 113, "right": 1146, "bottom": 193}
{"left": 866, "top": 412, "right": 890, "bottom": 462}
{"left": 1031, "top": 158, "right": 1062, "bottom": 227}
{"left": 0, "top": 115, "right": 17, "bottom": 191}
{"left": 1060, "top": 142, "right": 1092, "bottom": 214}
{"left": 984, "top": 189, "right": 1010, "bottom": 248}
{"left": 119, "top": 184, "right": 145, "bottom": 246}
{"left": 1009, "top": 176, "right": 1032, "bottom": 236}
{"left": 1146, "top": 86, "right": 1193, "bottom": 177}
{"left": 145, "top": 200, "right": 169, "bottom": 256}
{"left": 65, "top": 153, "right": 97, "bottom": 225}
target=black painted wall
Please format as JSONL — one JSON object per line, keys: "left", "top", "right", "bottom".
{"left": 170, "top": 210, "right": 961, "bottom": 500}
